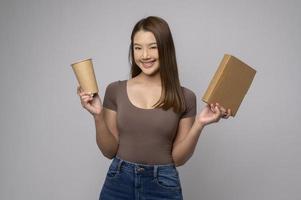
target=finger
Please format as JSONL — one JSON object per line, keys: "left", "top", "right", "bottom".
{"left": 228, "top": 109, "right": 232, "bottom": 117}
{"left": 214, "top": 103, "right": 222, "bottom": 114}
{"left": 220, "top": 106, "right": 226, "bottom": 114}
{"left": 223, "top": 109, "right": 231, "bottom": 119}
{"left": 78, "top": 89, "right": 87, "bottom": 96}
{"left": 216, "top": 103, "right": 225, "bottom": 112}
{"left": 81, "top": 94, "right": 93, "bottom": 101}
{"left": 214, "top": 107, "right": 221, "bottom": 122}
{"left": 83, "top": 91, "right": 93, "bottom": 96}
{"left": 214, "top": 105, "right": 221, "bottom": 115}
{"left": 84, "top": 94, "right": 93, "bottom": 100}
{"left": 79, "top": 91, "right": 93, "bottom": 97}
{"left": 215, "top": 103, "right": 221, "bottom": 112}
{"left": 86, "top": 93, "right": 93, "bottom": 98}
{"left": 222, "top": 113, "right": 230, "bottom": 119}
{"left": 81, "top": 96, "right": 90, "bottom": 102}
{"left": 82, "top": 99, "right": 92, "bottom": 107}
{"left": 216, "top": 103, "right": 228, "bottom": 116}
{"left": 80, "top": 94, "right": 92, "bottom": 99}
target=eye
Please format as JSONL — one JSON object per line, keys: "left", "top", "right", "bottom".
{"left": 150, "top": 46, "right": 157, "bottom": 49}
{"left": 134, "top": 47, "right": 141, "bottom": 50}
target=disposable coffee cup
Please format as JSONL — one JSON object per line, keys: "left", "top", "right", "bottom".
{"left": 71, "top": 58, "right": 99, "bottom": 95}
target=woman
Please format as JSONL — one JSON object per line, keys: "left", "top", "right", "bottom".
{"left": 77, "top": 16, "right": 231, "bottom": 200}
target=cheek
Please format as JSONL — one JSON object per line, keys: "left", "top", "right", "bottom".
{"left": 153, "top": 50, "right": 159, "bottom": 58}
{"left": 133, "top": 52, "right": 139, "bottom": 61}
{"left": 134, "top": 57, "right": 139, "bottom": 64}
{"left": 133, "top": 53, "right": 142, "bottom": 66}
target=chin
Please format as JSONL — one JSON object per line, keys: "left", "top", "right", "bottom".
{"left": 143, "top": 70, "right": 159, "bottom": 76}
{"left": 140, "top": 65, "right": 160, "bottom": 76}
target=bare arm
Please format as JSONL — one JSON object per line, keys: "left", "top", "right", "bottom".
{"left": 172, "top": 117, "right": 204, "bottom": 167}
{"left": 172, "top": 103, "right": 231, "bottom": 167}
{"left": 94, "top": 111, "right": 119, "bottom": 159}
{"left": 77, "top": 86, "right": 119, "bottom": 159}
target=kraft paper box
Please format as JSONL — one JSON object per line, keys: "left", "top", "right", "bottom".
{"left": 202, "top": 54, "right": 256, "bottom": 117}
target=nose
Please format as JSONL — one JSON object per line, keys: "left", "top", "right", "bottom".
{"left": 142, "top": 48, "right": 150, "bottom": 59}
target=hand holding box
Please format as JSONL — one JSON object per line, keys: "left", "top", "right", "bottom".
{"left": 202, "top": 54, "right": 256, "bottom": 117}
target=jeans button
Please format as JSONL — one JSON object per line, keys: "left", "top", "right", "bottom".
{"left": 137, "top": 167, "right": 144, "bottom": 172}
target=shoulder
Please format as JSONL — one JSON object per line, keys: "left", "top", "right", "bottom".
{"left": 181, "top": 86, "right": 196, "bottom": 100}
{"left": 107, "top": 80, "right": 121, "bottom": 87}
{"left": 179, "top": 86, "right": 197, "bottom": 118}
{"left": 104, "top": 80, "right": 123, "bottom": 97}
{"left": 106, "top": 80, "right": 122, "bottom": 90}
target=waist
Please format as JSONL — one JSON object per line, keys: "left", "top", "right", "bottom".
{"left": 112, "top": 156, "right": 176, "bottom": 175}
{"left": 116, "top": 144, "right": 174, "bottom": 165}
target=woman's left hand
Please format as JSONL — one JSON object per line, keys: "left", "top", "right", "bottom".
{"left": 196, "top": 102, "right": 231, "bottom": 127}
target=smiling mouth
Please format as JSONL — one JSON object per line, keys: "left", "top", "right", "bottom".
{"left": 141, "top": 60, "right": 156, "bottom": 68}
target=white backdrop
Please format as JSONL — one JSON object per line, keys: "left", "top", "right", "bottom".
{"left": 1, "top": 0, "right": 300, "bottom": 199}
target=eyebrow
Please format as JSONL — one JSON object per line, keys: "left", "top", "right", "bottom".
{"left": 134, "top": 42, "right": 157, "bottom": 46}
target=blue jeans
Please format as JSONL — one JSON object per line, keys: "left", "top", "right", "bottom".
{"left": 99, "top": 156, "right": 183, "bottom": 200}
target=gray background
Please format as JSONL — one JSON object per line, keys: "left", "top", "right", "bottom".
{"left": 1, "top": 0, "right": 300, "bottom": 199}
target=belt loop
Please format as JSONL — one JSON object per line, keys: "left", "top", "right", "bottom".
{"left": 153, "top": 165, "right": 158, "bottom": 178}
{"left": 117, "top": 160, "right": 123, "bottom": 173}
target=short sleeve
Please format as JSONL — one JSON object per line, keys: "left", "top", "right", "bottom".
{"left": 102, "top": 81, "right": 119, "bottom": 111}
{"left": 180, "top": 88, "right": 197, "bottom": 119}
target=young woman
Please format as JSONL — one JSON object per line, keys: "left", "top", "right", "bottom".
{"left": 77, "top": 16, "right": 231, "bottom": 200}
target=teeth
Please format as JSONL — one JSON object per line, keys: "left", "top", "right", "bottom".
{"left": 142, "top": 61, "right": 155, "bottom": 67}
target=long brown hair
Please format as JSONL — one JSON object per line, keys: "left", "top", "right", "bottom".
{"left": 128, "top": 16, "right": 186, "bottom": 114}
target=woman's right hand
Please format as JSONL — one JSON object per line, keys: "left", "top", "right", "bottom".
{"left": 77, "top": 86, "right": 103, "bottom": 117}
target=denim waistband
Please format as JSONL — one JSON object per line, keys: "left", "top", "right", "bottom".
{"left": 111, "top": 156, "right": 177, "bottom": 177}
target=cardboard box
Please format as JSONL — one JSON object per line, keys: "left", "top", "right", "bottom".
{"left": 202, "top": 54, "right": 256, "bottom": 117}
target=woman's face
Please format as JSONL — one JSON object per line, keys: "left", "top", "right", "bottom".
{"left": 133, "top": 30, "right": 160, "bottom": 76}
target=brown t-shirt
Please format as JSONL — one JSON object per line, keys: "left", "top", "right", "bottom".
{"left": 103, "top": 80, "right": 196, "bottom": 165}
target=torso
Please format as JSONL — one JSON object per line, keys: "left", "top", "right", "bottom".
{"left": 102, "top": 79, "right": 196, "bottom": 164}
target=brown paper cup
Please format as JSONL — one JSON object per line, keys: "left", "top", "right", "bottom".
{"left": 71, "top": 58, "right": 99, "bottom": 94}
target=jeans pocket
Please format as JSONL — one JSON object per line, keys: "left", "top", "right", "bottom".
{"left": 155, "top": 168, "right": 181, "bottom": 190}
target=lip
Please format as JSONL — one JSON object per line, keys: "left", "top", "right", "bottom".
{"left": 141, "top": 60, "right": 156, "bottom": 68}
